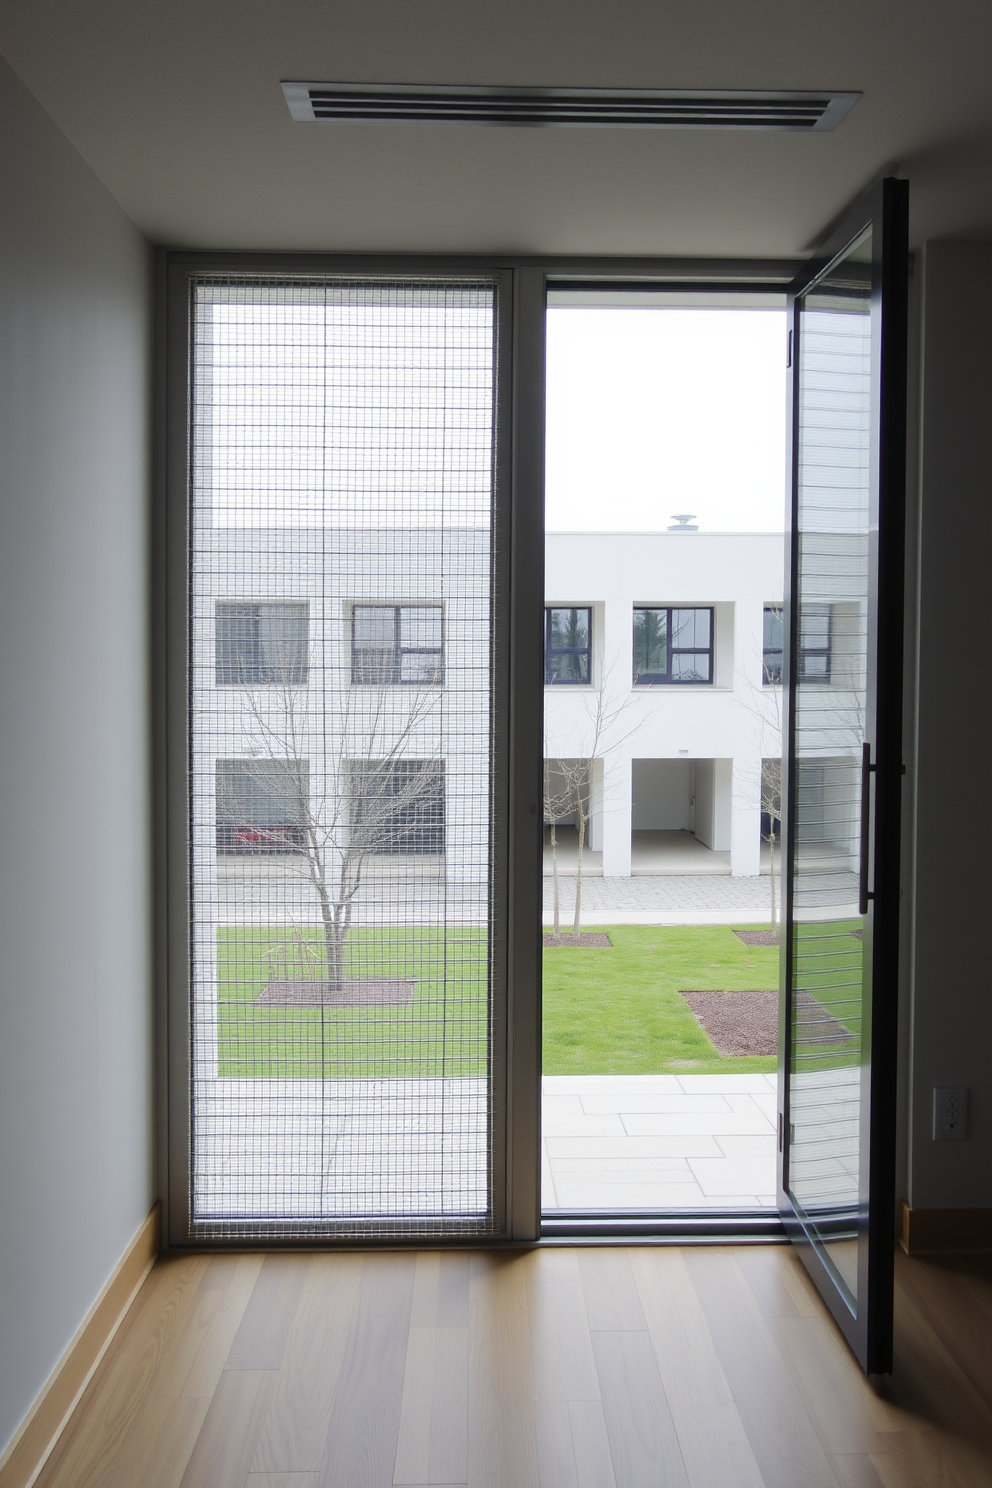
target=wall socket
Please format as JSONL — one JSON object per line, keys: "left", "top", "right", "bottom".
{"left": 933, "top": 1086, "right": 968, "bottom": 1141}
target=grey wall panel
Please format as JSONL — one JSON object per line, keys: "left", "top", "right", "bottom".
{"left": 909, "top": 240, "right": 992, "bottom": 1210}
{"left": 0, "top": 56, "right": 152, "bottom": 1457}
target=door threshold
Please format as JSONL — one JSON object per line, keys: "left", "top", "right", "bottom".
{"left": 541, "top": 1207, "right": 786, "bottom": 1243}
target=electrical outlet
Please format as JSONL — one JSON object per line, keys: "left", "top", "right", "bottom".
{"left": 933, "top": 1087, "right": 968, "bottom": 1141}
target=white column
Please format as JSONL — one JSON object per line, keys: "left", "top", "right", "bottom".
{"left": 587, "top": 756, "right": 604, "bottom": 851}
{"left": 601, "top": 754, "right": 632, "bottom": 877}
{"left": 730, "top": 755, "right": 761, "bottom": 876}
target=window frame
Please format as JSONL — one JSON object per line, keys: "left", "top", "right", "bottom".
{"left": 798, "top": 602, "right": 832, "bottom": 682}
{"left": 347, "top": 757, "right": 446, "bottom": 854}
{"left": 763, "top": 603, "right": 784, "bottom": 685}
{"left": 164, "top": 250, "right": 800, "bottom": 1252}
{"left": 350, "top": 602, "right": 445, "bottom": 686}
{"left": 214, "top": 600, "right": 310, "bottom": 687}
{"left": 544, "top": 605, "right": 593, "bottom": 685}
{"left": 632, "top": 605, "right": 715, "bottom": 685}
{"left": 215, "top": 756, "right": 309, "bottom": 854}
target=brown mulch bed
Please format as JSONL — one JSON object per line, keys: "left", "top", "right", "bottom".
{"left": 256, "top": 979, "right": 414, "bottom": 1007}
{"left": 733, "top": 929, "right": 781, "bottom": 947}
{"left": 543, "top": 932, "right": 613, "bottom": 948}
{"left": 679, "top": 989, "right": 856, "bottom": 1057}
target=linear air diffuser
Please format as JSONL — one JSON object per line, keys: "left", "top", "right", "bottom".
{"left": 281, "top": 83, "right": 860, "bottom": 130}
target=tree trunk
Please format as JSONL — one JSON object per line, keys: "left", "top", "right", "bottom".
{"left": 572, "top": 809, "right": 586, "bottom": 939}
{"left": 322, "top": 914, "right": 344, "bottom": 987}
{"left": 550, "top": 821, "right": 560, "bottom": 935}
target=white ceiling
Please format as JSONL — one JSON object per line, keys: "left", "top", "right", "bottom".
{"left": 2, "top": 0, "right": 992, "bottom": 255}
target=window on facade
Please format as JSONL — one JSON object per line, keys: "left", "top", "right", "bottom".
{"left": 215, "top": 602, "right": 308, "bottom": 686}
{"left": 351, "top": 604, "right": 444, "bottom": 685}
{"left": 633, "top": 607, "right": 713, "bottom": 684}
{"left": 545, "top": 607, "right": 592, "bottom": 684}
{"left": 763, "top": 605, "right": 784, "bottom": 684}
{"left": 799, "top": 603, "right": 832, "bottom": 681}
{"left": 216, "top": 758, "right": 308, "bottom": 853}
{"left": 347, "top": 759, "right": 445, "bottom": 853}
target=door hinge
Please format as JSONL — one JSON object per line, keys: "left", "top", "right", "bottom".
{"left": 786, "top": 329, "right": 793, "bottom": 368}
{"left": 778, "top": 1112, "right": 784, "bottom": 1152}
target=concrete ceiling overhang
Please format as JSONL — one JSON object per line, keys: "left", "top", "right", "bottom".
{"left": 2, "top": 0, "right": 992, "bottom": 254}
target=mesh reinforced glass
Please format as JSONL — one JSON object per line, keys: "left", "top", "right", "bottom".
{"left": 187, "top": 275, "right": 500, "bottom": 1240}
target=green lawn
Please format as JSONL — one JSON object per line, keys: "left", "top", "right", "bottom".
{"left": 543, "top": 923, "right": 781, "bottom": 1075}
{"left": 216, "top": 926, "right": 488, "bottom": 1078}
{"left": 214, "top": 920, "right": 859, "bottom": 1079}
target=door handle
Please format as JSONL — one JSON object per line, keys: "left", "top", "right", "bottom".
{"left": 859, "top": 741, "right": 875, "bottom": 917}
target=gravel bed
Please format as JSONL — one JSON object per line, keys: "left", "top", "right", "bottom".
{"left": 256, "top": 979, "right": 414, "bottom": 1007}
{"left": 543, "top": 932, "right": 613, "bottom": 948}
{"left": 680, "top": 988, "right": 856, "bottom": 1056}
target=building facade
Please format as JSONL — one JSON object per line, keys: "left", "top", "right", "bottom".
{"left": 545, "top": 530, "right": 785, "bottom": 878}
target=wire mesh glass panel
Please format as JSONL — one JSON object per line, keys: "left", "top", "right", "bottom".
{"left": 187, "top": 275, "right": 500, "bottom": 1239}
{"left": 787, "top": 230, "right": 872, "bottom": 1306}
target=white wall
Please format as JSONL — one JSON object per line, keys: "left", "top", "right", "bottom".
{"left": 907, "top": 241, "right": 992, "bottom": 1211}
{"left": 631, "top": 758, "right": 692, "bottom": 831}
{"left": 0, "top": 57, "right": 152, "bottom": 1457}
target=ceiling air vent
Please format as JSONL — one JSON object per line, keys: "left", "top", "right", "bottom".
{"left": 281, "top": 82, "right": 860, "bottom": 131}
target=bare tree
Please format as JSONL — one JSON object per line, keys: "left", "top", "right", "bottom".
{"left": 543, "top": 760, "right": 577, "bottom": 937}
{"left": 223, "top": 667, "right": 444, "bottom": 989}
{"left": 760, "top": 755, "right": 782, "bottom": 928}
{"left": 544, "top": 663, "right": 644, "bottom": 939}
{"left": 734, "top": 629, "right": 784, "bottom": 929}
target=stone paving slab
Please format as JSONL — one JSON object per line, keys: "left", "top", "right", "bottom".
{"left": 542, "top": 1074, "right": 779, "bottom": 1210}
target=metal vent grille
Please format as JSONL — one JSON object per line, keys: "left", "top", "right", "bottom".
{"left": 282, "top": 82, "right": 859, "bottom": 131}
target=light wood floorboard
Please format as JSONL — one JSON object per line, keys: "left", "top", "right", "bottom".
{"left": 34, "top": 1246, "right": 992, "bottom": 1488}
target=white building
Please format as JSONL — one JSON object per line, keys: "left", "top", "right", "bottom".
{"left": 545, "top": 529, "right": 785, "bottom": 878}
{"left": 193, "top": 525, "right": 787, "bottom": 891}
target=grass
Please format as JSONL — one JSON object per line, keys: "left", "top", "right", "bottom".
{"left": 542, "top": 923, "right": 781, "bottom": 1076}
{"left": 214, "top": 920, "right": 861, "bottom": 1079}
{"left": 216, "top": 926, "right": 488, "bottom": 1078}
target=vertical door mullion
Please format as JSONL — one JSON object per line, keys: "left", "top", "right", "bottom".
{"left": 506, "top": 266, "right": 546, "bottom": 1240}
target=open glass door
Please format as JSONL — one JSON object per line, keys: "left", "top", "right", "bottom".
{"left": 779, "top": 179, "right": 908, "bottom": 1371}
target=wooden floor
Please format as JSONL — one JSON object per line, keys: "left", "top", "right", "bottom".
{"left": 36, "top": 1244, "right": 992, "bottom": 1488}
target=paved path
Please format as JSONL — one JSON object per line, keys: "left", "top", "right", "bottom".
{"left": 544, "top": 873, "right": 777, "bottom": 925}
{"left": 542, "top": 1074, "right": 778, "bottom": 1210}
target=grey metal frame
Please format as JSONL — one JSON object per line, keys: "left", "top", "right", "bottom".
{"left": 158, "top": 253, "right": 803, "bottom": 1250}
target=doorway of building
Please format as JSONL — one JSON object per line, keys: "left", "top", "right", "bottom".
{"left": 541, "top": 288, "right": 787, "bottom": 1217}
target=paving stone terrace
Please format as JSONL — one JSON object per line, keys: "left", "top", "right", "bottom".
{"left": 542, "top": 1073, "right": 778, "bottom": 1211}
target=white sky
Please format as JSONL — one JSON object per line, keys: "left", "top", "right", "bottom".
{"left": 545, "top": 307, "right": 788, "bottom": 533}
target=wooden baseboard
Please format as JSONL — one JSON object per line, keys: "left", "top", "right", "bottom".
{"left": 900, "top": 1201, "right": 992, "bottom": 1255}
{"left": 0, "top": 1203, "right": 160, "bottom": 1488}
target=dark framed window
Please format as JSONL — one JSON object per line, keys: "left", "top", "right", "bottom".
{"left": 347, "top": 759, "right": 445, "bottom": 853}
{"left": 763, "top": 605, "right": 784, "bottom": 684}
{"left": 215, "top": 602, "right": 308, "bottom": 685}
{"left": 633, "top": 607, "right": 713, "bottom": 684}
{"left": 545, "top": 607, "right": 592, "bottom": 684}
{"left": 216, "top": 758, "right": 308, "bottom": 853}
{"left": 799, "top": 603, "right": 832, "bottom": 681}
{"left": 351, "top": 604, "right": 444, "bottom": 685}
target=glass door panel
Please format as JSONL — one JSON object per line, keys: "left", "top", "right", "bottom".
{"left": 788, "top": 227, "right": 872, "bottom": 1306}
{"left": 781, "top": 180, "right": 908, "bottom": 1371}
